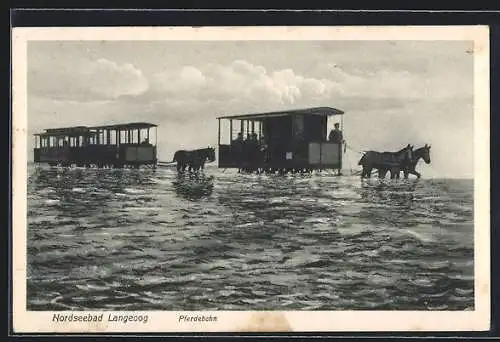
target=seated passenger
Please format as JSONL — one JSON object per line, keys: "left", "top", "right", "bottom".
{"left": 231, "top": 132, "right": 244, "bottom": 163}
{"left": 232, "top": 132, "right": 243, "bottom": 145}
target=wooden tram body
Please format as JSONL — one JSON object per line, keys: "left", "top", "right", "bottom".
{"left": 33, "top": 122, "right": 158, "bottom": 168}
{"left": 216, "top": 107, "right": 345, "bottom": 172}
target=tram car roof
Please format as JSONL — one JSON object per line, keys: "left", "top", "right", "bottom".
{"left": 217, "top": 106, "right": 344, "bottom": 121}
{"left": 35, "top": 122, "right": 157, "bottom": 136}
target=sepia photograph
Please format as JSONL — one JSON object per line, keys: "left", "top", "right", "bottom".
{"left": 12, "top": 25, "right": 490, "bottom": 333}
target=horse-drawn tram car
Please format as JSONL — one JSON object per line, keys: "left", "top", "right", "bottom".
{"left": 33, "top": 122, "right": 158, "bottom": 168}
{"left": 216, "top": 107, "right": 345, "bottom": 174}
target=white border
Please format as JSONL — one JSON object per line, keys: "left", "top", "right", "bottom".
{"left": 11, "top": 25, "right": 490, "bottom": 333}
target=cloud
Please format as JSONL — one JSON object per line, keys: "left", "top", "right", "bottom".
{"left": 151, "top": 66, "right": 206, "bottom": 94}
{"left": 323, "top": 64, "right": 472, "bottom": 101}
{"left": 147, "top": 58, "right": 472, "bottom": 119}
{"left": 28, "top": 56, "right": 149, "bottom": 101}
{"left": 149, "top": 60, "right": 341, "bottom": 112}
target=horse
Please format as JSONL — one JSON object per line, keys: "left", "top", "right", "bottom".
{"left": 172, "top": 147, "right": 216, "bottom": 173}
{"left": 358, "top": 144, "right": 413, "bottom": 179}
{"left": 398, "top": 144, "right": 431, "bottom": 179}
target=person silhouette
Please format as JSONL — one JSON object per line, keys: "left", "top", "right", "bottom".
{"left": 328, "top": 123, "right": 344, "bottom": 144}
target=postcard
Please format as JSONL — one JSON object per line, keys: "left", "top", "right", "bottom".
{"left": 11, "top": 25, "right": 490, "bottom": 333}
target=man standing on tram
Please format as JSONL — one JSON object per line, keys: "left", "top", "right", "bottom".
{"left": 328, "top": 122, "right": 345, "bottom": 176}
{"left": 328, "top": 123, "right": 344, "bottom": 144}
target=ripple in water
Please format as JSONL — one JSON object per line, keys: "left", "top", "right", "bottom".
{"left": 27, "top": 164, "right": 474, "bottom": 311}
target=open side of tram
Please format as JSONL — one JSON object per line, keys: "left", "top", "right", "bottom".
{"left": 216, "top": 107, "right": 345, "bottom": 173}
{"left": 33, "top": 122, "right": 158, "bottom": 168}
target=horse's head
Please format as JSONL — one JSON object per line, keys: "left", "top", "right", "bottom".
{"left": 421, "top": 144, "right": 431, "bottom": 164}
{"left": 412, "top": 144, "right": 431, "bottom": 164}
{"left": 206, "top": 146, "right": 216, "bottom": 162}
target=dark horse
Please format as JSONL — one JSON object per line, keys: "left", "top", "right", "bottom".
{"left": 399, "top": 144, "right": 432, "bottom": 179}
{"left": 358, "top": 144, "right": 413, "bottom": 179}
{"left": 172, "top": 147, "right": 216, "bottom": 173}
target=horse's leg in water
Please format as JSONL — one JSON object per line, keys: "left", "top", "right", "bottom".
{"left": 176, "top": 162, "right": 182, "bottom": 172}
{"left": 361, "top": 166, "right": 367, "bottom": 178}
{"left": 367, "top": 167, "right": 373, "bottom": 178}
{"left": 403, "top": 169, "right": 409, "bottom": 179}
{"left": 390, "top": 167, "right": 400, "bottom": 179}
{"left": 378, "top": 168, "right": 387, "bottom": 178}
{"left": 395, "top": 168, "right": 401, "bottom": 179}
{"left": 362, "top": 166, "right": 372, "bottom": 178}
{"left": 410, "top": 169, "right": 421, "bottom": 179}
{"left": 390, "top": 167, "right": 401, "bottom": 179}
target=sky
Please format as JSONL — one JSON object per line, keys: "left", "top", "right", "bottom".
{"left": 27, "top": 40, "right": 474, "bottom": 178}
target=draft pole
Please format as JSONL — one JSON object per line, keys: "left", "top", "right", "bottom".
{"left": 218, "top": 119, "right": 221, "bottom": 146}
{"left": 340, "top": 114, "right": 345, "bottom": 173}
{"left": 154, "top": 127, "right": 158, "bottom": 167}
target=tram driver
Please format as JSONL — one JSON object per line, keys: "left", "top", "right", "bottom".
{"left": 328, "top": 122, "right": 345, "bottom": 176}
{"left": 328, "top": 123, "right": 344, "bottom": 144}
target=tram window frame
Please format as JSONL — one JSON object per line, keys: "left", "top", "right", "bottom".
{"left": 109, "top": 130, "right": 116, "bottom": 145}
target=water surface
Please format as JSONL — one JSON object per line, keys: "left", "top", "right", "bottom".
{"left": 27, "top": 164, "right": 474, "bottom": 311}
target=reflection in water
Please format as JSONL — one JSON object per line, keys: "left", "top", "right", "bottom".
{"left": 28, "top": 166, "right": 158, "bottom": 219}
{"left": 356, "top": 179, "right": 419, "bottom": 228}
{"left": 359, "top": 179, "right": 417, "bottom": 207}
{"left": 172, "top": 173, "right": 214, "bottom": 201}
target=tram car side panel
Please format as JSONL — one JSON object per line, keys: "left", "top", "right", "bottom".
{"left": 218, "top": 144, "right": 235, "bottom": 167}
{"left": 120, "top": 144, "right": 157, "bottom": 164}
{"left": 308, "top": 142, "right": 341, "bottom": 168}
{"left": 124, "top": 146, "right": 155, "bottom": 162}
{"left": 34, "top": 148, "right": 41, "bottom": 162}
{"left": 218, "top": 141, "right": 341, "bottom": 169}
{"left": 79, "top": 145, "right": 119, "bottom": 165}
{"left": 38, "top": 147, "right": 71, "bottom": 163}
{"left": 321, "top": 142, "right": 340, "bottom": 165}
{"left": 308, "top": 143, "right": 321, "bottom": 164}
